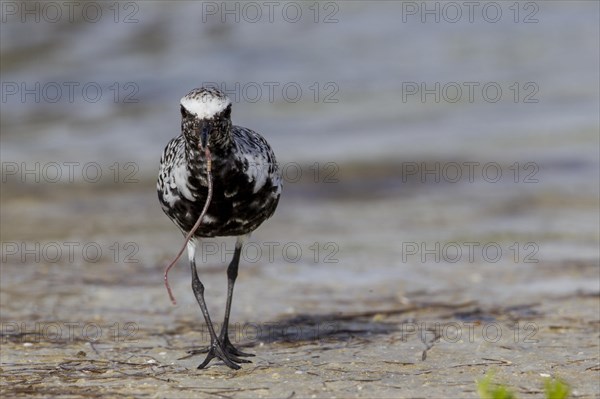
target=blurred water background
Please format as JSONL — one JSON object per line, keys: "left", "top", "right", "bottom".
{"left": 1, "top": 1, "right": 598, "bottom": 170}
{"left": 1, "top": 1, "right": 599, "bottom": 298}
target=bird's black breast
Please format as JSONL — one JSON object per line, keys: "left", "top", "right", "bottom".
{"left": 191, "top": 160, "right": 280, "bottom": 237}
{"left": 157, "top": 128, "right": 282, "bottom": 238}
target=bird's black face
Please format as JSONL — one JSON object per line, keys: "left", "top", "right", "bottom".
{"left": 179, "top": 87, "right": 233, "bottom": 151}
{"left": 181, "top": 104, "right": 232, "bottom": 150}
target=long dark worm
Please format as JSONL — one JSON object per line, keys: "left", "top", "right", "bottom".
{"left": 163, "top": 146, "right": 213, "bottom": 305}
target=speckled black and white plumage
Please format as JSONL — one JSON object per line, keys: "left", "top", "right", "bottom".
{"left": 156, "top": 87, "right": 282, "bottom": 370}
{"left": 158, "top": 88, "right": 282, "bottom": 238}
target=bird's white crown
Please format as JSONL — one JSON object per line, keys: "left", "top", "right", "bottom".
{"left": 180, "top": 88, "right": 231, "bottom": 119}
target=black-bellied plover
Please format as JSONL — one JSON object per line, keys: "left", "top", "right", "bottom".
{"left": 157, "top": 87, "right": 282, "bottom": 369}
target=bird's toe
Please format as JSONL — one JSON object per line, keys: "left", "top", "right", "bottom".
{"left": 195, "top": 341, "right": 245, "bottom": 370}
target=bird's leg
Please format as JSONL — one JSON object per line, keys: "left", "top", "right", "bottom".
{"left": 219, "top": 235, "right": 254, "bottom": 359}
{"left": 187, "top": 240, "right": 243, "bottom": 370}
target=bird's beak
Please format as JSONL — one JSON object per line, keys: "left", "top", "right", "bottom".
{"left": 200, "top": 124, "right": 209, "bottom": 148}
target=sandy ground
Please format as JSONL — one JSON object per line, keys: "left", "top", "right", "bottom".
{"left": 1, "top": 162, "right": 599, "bottom": 398}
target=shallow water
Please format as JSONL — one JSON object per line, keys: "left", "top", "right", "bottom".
{"left": 1, "top": 2, "right": 598, "bottom": 170}
{"left": 1, "top": 0, "right": 598, "bottom": 312}
{"left": 1, "top": 0, "right": 599, "bottom": 304}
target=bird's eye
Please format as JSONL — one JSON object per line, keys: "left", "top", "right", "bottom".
{"left": 180, "top": 106, "right": 187, "bottom": 117}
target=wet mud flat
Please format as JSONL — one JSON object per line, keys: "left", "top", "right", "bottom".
{"left": 1, "top": 162, "right": 599, "bottom": 398}
{"left": 1, "top": 293, "right": 598, "bottom": 398}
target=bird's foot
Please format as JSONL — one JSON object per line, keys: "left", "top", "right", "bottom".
{"left": 185, "top": 334, "right": 254, "bottom": 360}
{"left": 195, "top": 339, "right": 251, "bottom": 370}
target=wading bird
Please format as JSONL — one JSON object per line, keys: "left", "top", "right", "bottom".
{"left": 157, "top": 87, "right": 282, "bottom": 369}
